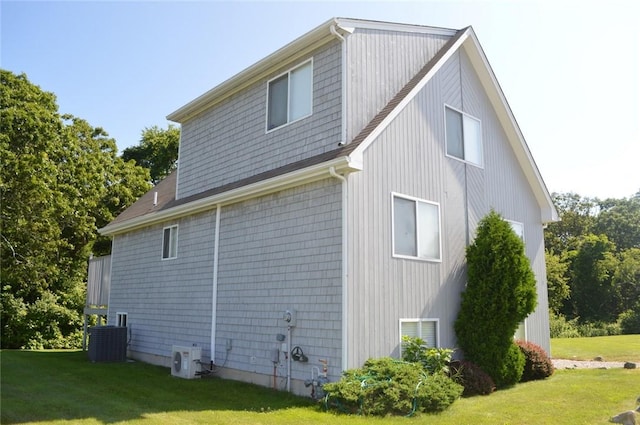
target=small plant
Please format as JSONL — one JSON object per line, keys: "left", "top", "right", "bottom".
{"left": 401, "top": 336, "right": 454, "bottom": 374}
{"left": 323, "top": 357, "right": 462, "bottom": 416}
{"left": 450, "top": 360, "right": 496, "bottom": 397}
{"left": 516, "top": 340, "right": 554, "bottom": 382}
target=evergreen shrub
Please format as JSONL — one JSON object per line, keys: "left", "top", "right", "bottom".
{"left": 323, "top": 357, "right": 462, "bottom": 416}
{"left": 454, "top": 210, "right": 537, "bottom": 388}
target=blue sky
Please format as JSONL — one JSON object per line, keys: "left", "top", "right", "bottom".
{"left": 2, "top": 0, "right": 638, "bottom": 199}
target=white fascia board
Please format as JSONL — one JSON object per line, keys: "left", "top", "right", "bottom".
{"left": 167, "top": 18, "right": 341, "bottom": 123}
{"left": 461, "top": 32, "right": 558, "bottom": 223}
{"left": 335, "top": 18, "right": 457, "bottom": 37}
{"left": 99, "top": 155, "right": 362, "bottom": 236}
{"left": 350, "top": 28, "right": 472, "bottom": 163}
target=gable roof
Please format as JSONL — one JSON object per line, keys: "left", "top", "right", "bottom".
{"left": 100, "top": 19, "right": 557, "bottom": 237}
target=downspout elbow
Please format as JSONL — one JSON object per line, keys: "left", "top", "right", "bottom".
{"left": 329, "top": 166, "right": 346, "bottom": 182}
{"left": 330, "top": 24, "right": 345, "bottom": 42}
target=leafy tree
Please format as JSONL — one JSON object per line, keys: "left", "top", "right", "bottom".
{"left": 545, "top": 250, "right": 570, "bottom": 314}
{"left": 595, "top": 196, "right": 640, "bottom": 251}
{"left": 121, "top": 125, "right": 180, "bottom": 184}
{"left": 566, "top": 234, "right": 620, "bottom": 323}
{"left": 455, "top": 211, "right": 537, "bottom": 388}
{"left": 544, "top": 193, "right": 597, "bottom": 255}
{"left": 614, "top": 248, "right": 640, "bottom": 313}
{"left": 0, "top": 70, "right": 150, "bottom": 348}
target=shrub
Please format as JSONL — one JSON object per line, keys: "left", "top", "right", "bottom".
{"left": 449, "top": 360, "right": 495, "bottom": 397}
{"left": 516, "top": 340, "right": 554, "bottom": 382}
{"left": 618, "top": 304, "right": 640, "bottom": 334}
{"left": 549, "top": 310, "right": 581, "bottom": 338}
{"left": 323, "top": 357, "right": 462, "bottom": 416}
{"left": 454, "top": 211, "right": 536, "bottom": 388}
{"left": 401, "top": 336, "right": 454, "bottom": 374}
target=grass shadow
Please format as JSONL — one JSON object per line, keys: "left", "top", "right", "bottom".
{"left": 1, "top": 350, "right": 315, "bottom": 424}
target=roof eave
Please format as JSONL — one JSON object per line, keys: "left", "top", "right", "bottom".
{"left": 98, "top": 155, "right": 362, "bottom": 236}
{"left": 167, "top": 18, "right": 341, "bottom": 123}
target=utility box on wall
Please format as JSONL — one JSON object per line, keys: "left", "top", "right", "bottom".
{"left": 87, "top": 326, "right": 127, "bottom": 362}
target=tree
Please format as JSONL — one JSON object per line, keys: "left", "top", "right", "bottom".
{"left": 0, "top": 70, "right": 150, "bottom": 348}
{"left": 566, "top": 234, "right": 620, "bottom": 323}
{"left": 544, "top": 193, "right": 597, "bottom": 255}
{"left": 614, "top": 248, "right": 640, "bottom": 313}
{"left": 595, "top": 196, "right": 640, "bottom": 251}
{"left": 455, "top": 211, "right": 537, "bottom": 388}
{"left": 121, "top": 125, "right": 180, "bottom": 184}
{"left": 545, "top": 250, "right": 570, "bottom": 314}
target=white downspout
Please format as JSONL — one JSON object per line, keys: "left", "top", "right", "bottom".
{"left": 210, "top": 204, "right": 221, "bottom": 362}
{"left": 329, "top": 167, "right": 349, "bottom": 373}
{"left": 330, "top": 23, "right": 347, "bottom": 147}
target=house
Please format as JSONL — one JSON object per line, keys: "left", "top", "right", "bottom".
{"left": 99, "top": 17, "right": 558, "bottom": 395}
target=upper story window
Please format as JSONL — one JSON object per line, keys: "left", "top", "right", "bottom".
{"left": 445, "top": 106, "right": 483, "bottom": 167}
{"left": 267, "top": 60, "right": 313, "bottom": 131}
{"left": 392, "top": 193, "right": 441, "bottom": 261}
{"left": 162, "top": 225, "right": 178, "bottom": 260}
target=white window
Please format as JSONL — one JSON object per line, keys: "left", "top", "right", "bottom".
{"left": 445, "top": 106, "right": 483, "bottom": 166}
{"left": 392, "top": 193, "right": 441, "bottom": 261}
{"left": 400, "top": 319, "right": 439, "bottom": 354}
{"left": 507, "top": 219, "right": 527, "bottom": 340}
{"left": 162, "top": 225, "right": 178, "bottom": 259}
{"left": 116, "top": 312, "right": 128, "bottom": 327}
{"left": 267, "top": 60, "right": 313, "bottom": 130}
{"left": 507, "top": 220, "right": 525, "bottom": 242}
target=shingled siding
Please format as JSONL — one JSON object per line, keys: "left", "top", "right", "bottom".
{"left": 214, "top": 178, "right": 343, "bottom": 384}
{"left": 108, "top": 210, "right": 216, "bottom": 360}
{"left": 177, "top": 41, "right": 342, "bottom": 200}
{"left": 345, "top": 28, "right": 452, "bottom": 143}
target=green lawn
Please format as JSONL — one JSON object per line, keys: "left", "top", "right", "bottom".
{"left": 1, "top": 347, "right": 638, "bottom": 425}
{"left": 551, "top": 334, "right": 640, "bottom": 362}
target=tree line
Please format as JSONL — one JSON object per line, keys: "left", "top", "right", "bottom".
{"left": 545, "top": 192, "right": 640, "bottom": 335}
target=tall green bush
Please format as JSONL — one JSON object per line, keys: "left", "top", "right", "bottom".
{"left": 454, "top": 211, "right": 537, "bottom": 388}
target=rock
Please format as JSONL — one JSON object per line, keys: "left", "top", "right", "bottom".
{"left": 623, "top": 362, "right": 637, "bottom": 369}
{"left": 610, "top": 410, "right": 637, "bottom": 425}
{"left": 594, "top": 356, "right": 604, "bottom": 362}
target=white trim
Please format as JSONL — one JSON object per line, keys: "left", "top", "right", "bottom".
{"left": 443, "top": 104, "right": 484, "bottom": 168}
{"left": 161, "top": 225, "right": 178, "bottom": 260}
{"left": 329, "top": 167, "right": 349, "bottom": 372}
{"left": 265, "top": 58, "right": 314, "bottom": 133}
{"left": 399, "top": 318, "right": 441, "bottom": 356}
{"left": 100, "top": 155, "right": 362, "bottom": 236}
{"left": 335, "top": 18, "right": 457, "bottom": 37}
{"left": 391, "top": 192, "right": 442, "bottom": 263}
{"left": 115, "top": 312, "right": 128, "bottom": 327}
{"left": 210, "top": 204, "right": 221, "bottom": 362}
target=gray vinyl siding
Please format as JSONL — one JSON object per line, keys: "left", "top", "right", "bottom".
{"left": 108, "top": 211, "right": 216, "bottom": 359}
{"left": 214, "top": 178, "right": 343, "bottom": 382}
{"left": 345, "top": 48, "right": 550, "bottom": 368}
{"left": 176, "top": 41, "right": 342, "bottom": 199}
{"left": 345, "top": 28, "right": 451, "bottom": 142}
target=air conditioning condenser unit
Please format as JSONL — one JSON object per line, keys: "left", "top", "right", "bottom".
{"left": 171, "top": 345, "right": 201, "bottom": 379}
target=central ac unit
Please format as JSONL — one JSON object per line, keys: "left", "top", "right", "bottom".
{"left": 171, "top": 345, "right": 201, "bottom": 379}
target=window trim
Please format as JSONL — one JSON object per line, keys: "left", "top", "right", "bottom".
{"left": 162, "top": 224, "right": 178, "bottom": 260}
{"left": 506, "top": 219, "right": 525, "bottom": 243}
{"left": 391, "top": 192, "right": 442, "bottom": 262}
{"left": 116, "top": 312, "right": 128, "bottom": 327}
{"left": 444, "top": 104, "right": 483, "bottom": 168}
{"left": 399, "top": 318, "right": 440, "bottom": 357}
{"left": 266, "top": 58, "right": 313, "bottom": 132}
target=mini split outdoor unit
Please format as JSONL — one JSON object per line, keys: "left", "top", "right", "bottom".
{"left": 171, "top": 345, "right": 201, "bottom": 379}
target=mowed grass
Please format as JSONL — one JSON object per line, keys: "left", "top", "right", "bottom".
{"left": 1, "top": 347, "right": 639, "bottom": 425}
{"left": 551, "top": 334, "right": 640, "bottom": 362}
